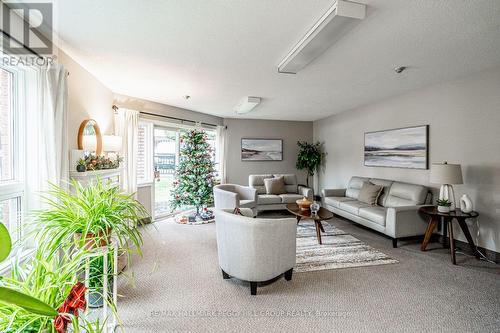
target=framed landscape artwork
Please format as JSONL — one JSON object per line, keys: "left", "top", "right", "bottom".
{"left": 241, "top": 138, "right": 283, "bottom": 161}
{"left": 364, "top": 125, "right": 428, "bottom": 169}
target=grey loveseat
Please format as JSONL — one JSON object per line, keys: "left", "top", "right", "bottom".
{"left": 322, "top": 176, "right": 432, "bottom": 248}
{"left": 249, "top": 174, "right": 313, "bottom": 213}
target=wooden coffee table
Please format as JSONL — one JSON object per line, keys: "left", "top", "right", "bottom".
{"left": 286, "top": 203, "right": 334, "bottom": 245}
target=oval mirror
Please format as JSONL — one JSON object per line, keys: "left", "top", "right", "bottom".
{"left": 77, "top": 119, "right": 102, "bottom": 155}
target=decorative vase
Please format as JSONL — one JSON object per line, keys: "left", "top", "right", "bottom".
{"left": 76, "top": 164, "right": 86, "bottom": 172}
{"left": 296, "top": 197, "right": 312, "bottom": 211}
{"left": 459, "top": 194, "right": 473, "bottom": 213}
{"left": 310, "top": 202, "right": 320, "bottom": 215}
{"left": 437, "top": 205, "right": 450, "bottom": 213}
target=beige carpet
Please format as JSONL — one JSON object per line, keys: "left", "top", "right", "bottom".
{"left": 116, "top": 216, "right": 500, "bottom": 333}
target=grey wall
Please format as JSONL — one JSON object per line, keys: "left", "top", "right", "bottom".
{"left": 224, "top": 119, "right": 313, "bottom": 186}
{"left": 59, "top": 50, "right": 114, "bottom": 149}
{"left": 314, "top": 66, "right": 500, "bottom": 253}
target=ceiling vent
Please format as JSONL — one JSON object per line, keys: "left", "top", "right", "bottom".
{"left": 278, "top": 0, "right": 366, "bottom": 74}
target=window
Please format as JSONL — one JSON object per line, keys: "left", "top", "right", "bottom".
{"left": 0, "top": 68, "right": 14, "bottom": 182}
{"left": 0, "top": 66, "right": 25, "bottom": 244}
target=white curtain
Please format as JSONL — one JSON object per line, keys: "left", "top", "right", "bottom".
{"left": 115, "top": 108, "right": 139, "bottom": 194}
{"left": 26, "top": 63, "right": 69, "bottom": 210}
{"left": 216, "top": 125, "right": 227, "bottom": 184}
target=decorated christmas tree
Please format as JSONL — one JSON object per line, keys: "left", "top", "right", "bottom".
{"left": 170, "top": 129, "right": 216, "bottom": 218}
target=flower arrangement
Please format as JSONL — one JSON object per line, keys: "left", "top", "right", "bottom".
{"left": 77, "top": 153, "right": 123, "bottom": 172}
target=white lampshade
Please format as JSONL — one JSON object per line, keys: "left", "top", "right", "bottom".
{"left": 102, "top": 135, "right": 122, "bottom": 152}
{"left": 82, "top": 135, "right": 97, "bottom": 151}
{"left": 430, "top": 162, "right": 463, "bottom": 185}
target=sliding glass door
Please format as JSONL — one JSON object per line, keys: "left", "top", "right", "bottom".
{"left": 153, "top": 126, "right": 179, "bottom": 217}
{"left": 137, "top": 118, "right": 219, "bottom": 220}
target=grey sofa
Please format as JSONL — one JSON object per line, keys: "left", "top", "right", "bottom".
{"left": 249, "top": 174, "right": 313, "bottom": 213}
{"left": 322, "top": 176, "right": 432, "bottom": 248}
{"left": 215, "top": 209, "right": 296, "bottom": 295}
{"left": 213, "top": 184, "right": 258, "bottom": 216}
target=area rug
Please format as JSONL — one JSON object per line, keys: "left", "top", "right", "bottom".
{"left": 295, "top": 220, "right": 398, "bottom": 273}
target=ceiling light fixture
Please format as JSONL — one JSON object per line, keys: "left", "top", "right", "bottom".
{"left": 234, "top": 97, "right": 261, "bottom": 114}
{"left": 278, "top": 0, "right": 366, "bottom": 74}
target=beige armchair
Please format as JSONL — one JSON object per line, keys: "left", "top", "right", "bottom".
{"left": 213, "top": 184, "right": 258, "bottom": 216}
{"left": 215, "top": 209, "right": 296, "bottom": 295}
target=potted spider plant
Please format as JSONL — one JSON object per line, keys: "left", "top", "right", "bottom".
{"left": 0, "top": 222, "right": 85, "bottom": 332}
{"left": 33, "top": 179, "right": 148, "bottom": 257}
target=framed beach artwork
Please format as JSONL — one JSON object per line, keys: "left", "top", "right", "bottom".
{"left": 241, "top": 138, "right": 283, "bottom": 161}
{"left": 364, "top": 125, "right": 428, "bottom": 169}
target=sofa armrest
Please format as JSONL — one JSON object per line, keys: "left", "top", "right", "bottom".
{"left": 322, "top": 188, "right": 346, "bottom": 197}
{"left": 298, "top": 186, "right": 313, "bottom": 200}
{"left": 385, "top": 205, "right": 433, "bottom": 238}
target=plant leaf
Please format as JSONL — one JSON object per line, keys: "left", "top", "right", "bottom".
{"left": 0, "top": 287, "right": 57, "bottom": 317}
{"left": 0, "top": 222, "right": 12, "bottom": 262}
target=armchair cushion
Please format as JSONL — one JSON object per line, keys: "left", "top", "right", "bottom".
{"left": 239, "top": 199, "right": 256, "bottom": 208}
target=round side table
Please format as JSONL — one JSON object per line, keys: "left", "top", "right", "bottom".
{"left": 419, "top": 206, "right": 480, "bottom": 265}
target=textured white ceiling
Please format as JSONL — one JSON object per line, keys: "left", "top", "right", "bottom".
{"left": 54, "top": 0, "right": 500, "bottom": 121}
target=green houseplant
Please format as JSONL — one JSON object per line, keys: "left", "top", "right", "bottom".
{"left": 437, "top": 199, "right": 452, "bottom": 213}
{"left": 296, "top": 141, "right": 324, "bottom": 189}
{"left": 0, "top": 223, "right": 58, "bottom": 322}
{"left": 33, "top": 179, "right": 148, "bottom": 257}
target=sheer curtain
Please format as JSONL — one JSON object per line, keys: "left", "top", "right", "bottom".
{"left": 216, "top": 125, "right": 227, "bottom": 184}
{"left": 26, "top": 63, "right": 69, "bottom": 210}
{"left": 115, "top": 108, "right": 139, "bottom": 194}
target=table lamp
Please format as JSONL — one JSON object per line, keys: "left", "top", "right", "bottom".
{"left": 429, "top": 161, "right": 463, "bottom": 211}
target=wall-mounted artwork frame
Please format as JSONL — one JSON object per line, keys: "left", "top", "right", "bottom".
{"left": 241, "top": 138, "right": 283, "bottom": 161}
{"left": 364, "top": 125, "right": 429, "bottom": 169}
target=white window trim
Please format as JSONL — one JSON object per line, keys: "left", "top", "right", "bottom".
{"left": 0, "top": 64, "right": 39, "bottom": 274}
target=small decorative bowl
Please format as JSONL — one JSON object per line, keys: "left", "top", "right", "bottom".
{"left": 296, "top": 197, "right": 312, "bottom": 211}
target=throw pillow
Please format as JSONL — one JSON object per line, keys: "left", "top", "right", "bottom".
{"left": 358, "top": 182, "right": 383, "bottom": 205}
{"left": 264, "top": 176, "right": 286, "bottom": 195}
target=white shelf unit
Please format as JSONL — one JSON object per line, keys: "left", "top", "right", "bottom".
{"left": 83, "top": 243, "right": 119, "bottom": 333}
{"left": 69, "top": 168, "right": 123, "bottom": 188}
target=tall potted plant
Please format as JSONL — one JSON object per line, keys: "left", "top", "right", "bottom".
{"left": 296, "top": 141, "right": 324, "bottom": 189}
{"left": 33, "top": 179, "right": 148, "bottom": 256}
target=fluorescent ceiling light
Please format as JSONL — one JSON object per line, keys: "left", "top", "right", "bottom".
{"left": 278, "top": 0, "right": 366, "bottom": 74}
{"left": 234, "top": 96, "right": 261, "bottom": 114}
